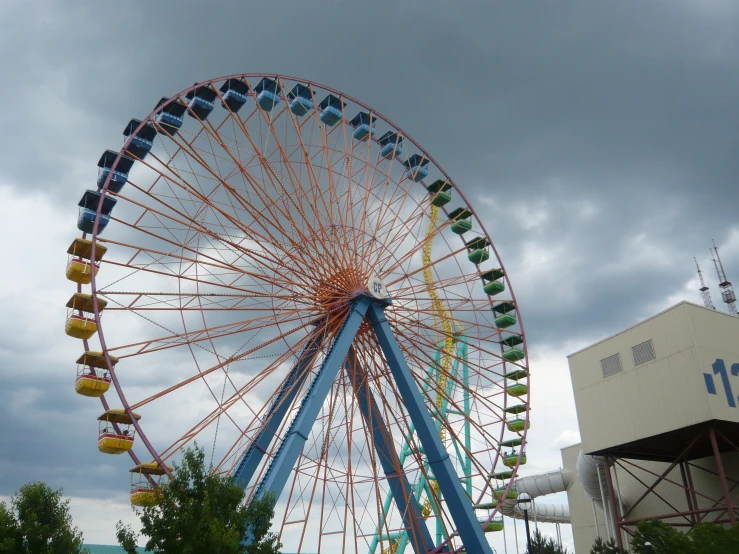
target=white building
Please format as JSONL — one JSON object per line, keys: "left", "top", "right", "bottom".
{"left": 559, "top": 301, "right": 739, "bottom": 553}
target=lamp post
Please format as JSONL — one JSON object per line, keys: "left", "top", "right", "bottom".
{"left": 644, "top": 541, "right": 653, "bottom": 552}
{"left": 517, "top": 492, "right": 533, "bottom": 553}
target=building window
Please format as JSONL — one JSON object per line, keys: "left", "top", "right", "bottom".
{"left": 632, "top": 339, "right": 656, "bottom": 365}
{"left": 600, "top": 353, "right": 622, "bottom": 377}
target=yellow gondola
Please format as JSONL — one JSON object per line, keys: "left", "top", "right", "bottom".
{"left": 65, "top": 293, "right": 107, "bottom": 340}
{"left": 66, "top": 238, "right": 107, "bottom": 284}
{"left": 130, "top": 462, "right": 171, "bottom": 507}
{"left": 75, "top": 351, "right": 117, "bottom": 397}
{"left": 97, "top": 409, "right": 140, "bottom": 454}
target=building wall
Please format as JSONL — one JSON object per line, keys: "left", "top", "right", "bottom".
{"left": 568, "top": 302, "right": 739, "bottom": 455}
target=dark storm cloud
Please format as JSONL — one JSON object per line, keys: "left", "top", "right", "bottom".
{"left": 1, "top": 2, "right": 739, "bottom": 532}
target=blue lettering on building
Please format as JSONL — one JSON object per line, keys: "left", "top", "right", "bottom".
{"left": 703, "top": 358, "right": 739, "bottom": 408}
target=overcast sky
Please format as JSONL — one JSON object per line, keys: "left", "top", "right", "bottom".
{"left": 1, "top": 0, "right": 738, "bottom": 551}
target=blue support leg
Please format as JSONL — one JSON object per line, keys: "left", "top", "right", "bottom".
{"left": 346, "top": 348, "right": 436, "bottom": 554}
{"left": 367, "top": 302, "right": 493, "bottom": 554}
{"left": 233, "top": 328, "right": 324, "bottom": 488}
{"left": 249, "top": 297, "right": 371, "bottom": 505}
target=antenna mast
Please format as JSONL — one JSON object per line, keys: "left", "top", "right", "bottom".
{"left": 695, "top": 257, "right": 715, "bottom": 309}
{"left": 711, "top": 240, "right": 737, "bottom": 315}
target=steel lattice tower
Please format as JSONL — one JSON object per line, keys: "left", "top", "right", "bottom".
{"left": 711, "top": 240, "right": 737, "bottom": 315}
{"left": 694, "top": 257, "right": 715, "bottom": 309}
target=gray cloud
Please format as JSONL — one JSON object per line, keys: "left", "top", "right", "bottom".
{"left": 1, "top": 0, "right": 739, "bottom": 548}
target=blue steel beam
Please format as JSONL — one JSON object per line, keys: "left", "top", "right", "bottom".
{"left": 251, "top": 296, "right": 372, "bottom": 502}
{"left": 233, "top": 328, "right": 324, "bottom": 489}
{"left": 367, "top": 302, "right": 493, "bottom": 554}
{"left": 346, "top": 348, "right": 436, "bottom": 554}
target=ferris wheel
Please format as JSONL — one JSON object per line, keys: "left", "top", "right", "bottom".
{"left": 64, "top": 74, "right": 530, "bottom": 554}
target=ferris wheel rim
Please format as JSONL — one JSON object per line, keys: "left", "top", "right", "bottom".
{"left": 80, "top": 73, "right": 531, "bottom": 540}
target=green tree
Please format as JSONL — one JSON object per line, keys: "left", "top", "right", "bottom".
{"left": 630, "top": 520, "right": 692, "bottom": 554}
{"left": 117, "top": 445, "right": 281, "bottom": 554}
{"left": 590, "top": 536, "right": 628, "bottom": 554}
{"left": 0, "top": 482, "right": 87, "bottom": 554}
{"left": 525, "top": 528, "right": 569, "bottom": 554}
{"left": 689, "top": 522, "right": 739, "bottom": 554}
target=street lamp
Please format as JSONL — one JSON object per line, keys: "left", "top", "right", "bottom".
{"left": 517, "top": 492, "right": 533, "bottom": 553}
{"left": 644, "top": 541, "right": 653, "bottom": 552}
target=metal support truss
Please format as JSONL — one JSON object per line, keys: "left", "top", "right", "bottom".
{"left": 233, "top": 327, "right": 324, "bottom": 488}
{"left": 346, "top": 348, "right": 436, "bottom": 554}
{"left": 241, "top": 294, "right": 492, "bottom": 554}
{"left": 367, "top": 302, "right": 492, "bottom": 554}
{"left": 251, "top": 297, "right": 371, "bottom": 502}
{"left": 609, "top": 426, "right": 739, "bottom": 538}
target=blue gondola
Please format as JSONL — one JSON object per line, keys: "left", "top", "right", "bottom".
{"left": 287, "top": 84, "right": 314, "bottom": 116}
{"left": 219, "top": 78, "right": 249, "bottom": 112}
{"left": 154, "top": 97, "right": 187, "bottom": 137}
{"left": 378, "top": 131, "right": 403, "bottom": 159}
{"left": 349, "top": 112, "right": 375, "bottom": 141}
{"left": 254, "top": 78, "right": 281, "bottom": 112}
{"left": 97, "top": 150, "right": 135, "bottom": 193}
{"left": 318, "top": 94, "right": 345, "bottom": 126}
{"left": 77, "top": 190, "right": 117, "bottom": 234}
{"left": 185, "top": 84, "right": 218, "bottom": 120}
{"left": 123, "top": 119, "right": 157, "bottom": 161}
{"left": 403, "top": 154, "right": 430, "bottom": 182}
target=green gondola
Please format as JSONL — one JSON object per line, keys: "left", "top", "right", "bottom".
{"left": 481, "top": 517, "right": 504, "bottom": 532}
{"left": 493, "top": 301, "right": 517, "bottom": 328}
{"left": 448, "top": 207, "right": 472, "bottom": 234}
{"left": 480, "top": 268, "right": 505, "bottom": 296}
{"left": 506, "top": 383, "right": 528, "bottom": 397}
{"left": 426, "top": 179, "right": 453, "bottom": 207}
{"left": 503, "top": 452, "right": 527, "bottom": 467}
{"left": 493, "top": 486, "right": 518, "bottom": 500}
{"left": 465, "top": 236, "right": 490, "bottom": 264}
{"left": 506, "top": 417, "right": 529, "bottom": 432}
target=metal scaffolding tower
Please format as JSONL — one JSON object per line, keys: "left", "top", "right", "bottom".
{"left": 711, "top": 240, "right": 737, "bottom": 315}
{"left": 694, "top": 257, "right": 715, "bottom": 310}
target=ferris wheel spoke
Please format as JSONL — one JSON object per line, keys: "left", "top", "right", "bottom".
{"left": 147, "top": 127, "right": 317, "bottom": 263}
{"left": 127, "top": 314, "right": 332, "bottom": 411}
{"left": 246, "top": 87, "right": 337, "bottom": 237}
{"left": 357, "top": 329, "right": 506, "bottom": 488}
{"left": 104, "top": 307, "right": 310, "bottom": 359}
{"left": 100, "top": 291, "right": 314, "bottom": 312}
{"left": 112, "top": 186, "right": 324, "bottom": 293}
{"left": 388, "top": 313, "right": 512, "bottom": 373}
{"left": 210, "top": 91, "right": 339, "bottom": 263}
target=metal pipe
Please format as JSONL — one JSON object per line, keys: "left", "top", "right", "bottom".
{"left": 592, "top": 498, "right": 600, "bottom": 539}
{"left": 596, "top": 463, "right": 613, "bottom": 540}
{"left": 523, "top": 509, "right": 532, "bottom": 554}
{"left": 613, "top": 461, "right": 629, "bottom": 551}
{"left": 604, "top": 457, "right": 624, "bottom": 550}
{"left": 502, "top": 515, "right": 509, "bottom": 554}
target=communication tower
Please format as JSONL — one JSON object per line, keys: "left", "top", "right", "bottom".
{"left": 694, "top": 257, "right": 715, "bottom": 309}
{"left": 711, "top": 240, "right": 737, "bottom": 315}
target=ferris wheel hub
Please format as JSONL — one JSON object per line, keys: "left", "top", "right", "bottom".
{"left": 367, "top": 276, "right": 389, "bottom": 300}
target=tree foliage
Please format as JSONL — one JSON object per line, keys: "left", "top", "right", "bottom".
{"left": 524, "top": 528, "right": 569, "bottom": 554}
{"left": 0, "top": 481, "right": 87, "bottom": 554}
{"left": 589, "top": 536, "right": 628, "bottom": 554}
{"left": 117, "top": 445, "right": 281, "bottom": 554}
{"left": 597, "top": 520, "right": 739, "bottom": 554}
